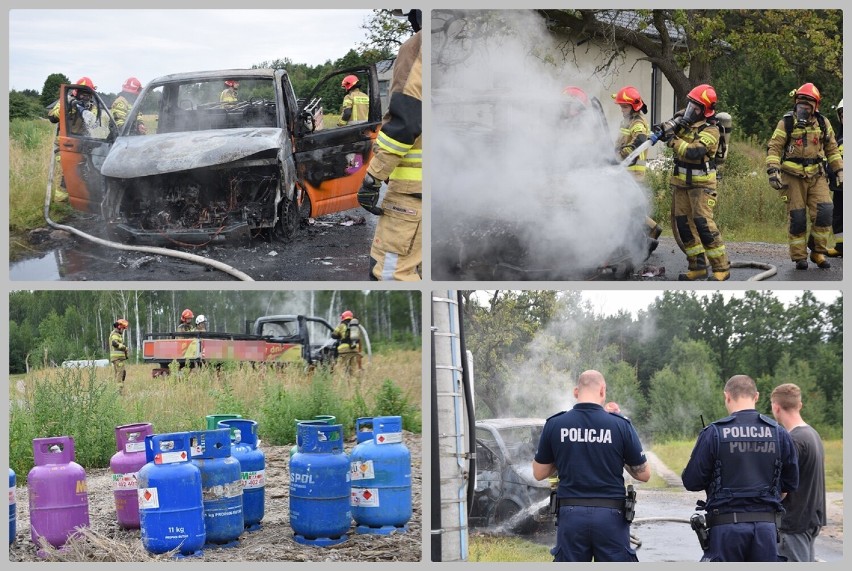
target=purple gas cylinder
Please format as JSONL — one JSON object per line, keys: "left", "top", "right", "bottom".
{"left": 27, "top": 436, "right": 90, "bottom": 550}
{"left": 110, "top": 423, "right": 153, "bottom": 529}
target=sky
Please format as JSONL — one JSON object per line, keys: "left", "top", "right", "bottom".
{"left": 580, "top": 289, "right": 842, "bottom": 318}
{"left": 8, "top": 9, "right": 377, "bottom": 93}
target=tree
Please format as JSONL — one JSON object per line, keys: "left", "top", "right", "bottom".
{"left": 535, "top": 9, "right": 841, "bottom": 109}
{"left": 360, "top": 9, "right": 416, "bottom": 56}
{"left": 40, "top": 72, "right": 70, "bottom": 108}
{"left": 9, "top": 90, "right": 44, "bottom": 120}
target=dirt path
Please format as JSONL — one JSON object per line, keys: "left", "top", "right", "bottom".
{"left": 9, "top": 432, "right": 421, "bottom": 562}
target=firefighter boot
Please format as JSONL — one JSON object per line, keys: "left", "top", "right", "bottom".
{"left": 707, "top": 270, "right": 730, "bottom": 281}
{"left": 827, "top": 240, "right": 843, "bottom": 257}
{"left": 809, "top": 252, "right": 831, "bottom": 269}
{"left": 678, "top": 255, "right": 708, "bottom": 281}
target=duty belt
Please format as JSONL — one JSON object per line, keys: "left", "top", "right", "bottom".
{"left": 557, "top": 498, "right": 623, "bottom": 509}
{"left": 706, "top": 511, "right": 776, "bottom": 527}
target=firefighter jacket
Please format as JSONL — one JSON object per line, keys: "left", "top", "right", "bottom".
{"left": 367, "top": 30, "right": 422, "bottom": 195}
{"left": 177, "top": 322, "right": 196, "bottom": 332}
{"left": 668, "top": 120, "right": 720, "bottom": 189}
{"left": 110, "top": 93, "right": 145, "bottom": 131}
{"left": 337, "top": 88, "right": 370, "bottom": 126}
{"left": 220, "top": 87, "right": 238, "bottom": 103}
{"left": 332, "top": 321, "right": 359, "bottom": 354}
{"left": 616, "top": 113, "right": 649, "bottom": 175}
{"left": 109, "top": 328, "right": 127, "bottom": 362}
{"left": 49, "top": 97, "right": 96, "bottom": 136}
{"left": 766, "top": 113, "right": 842, "bottom": 179}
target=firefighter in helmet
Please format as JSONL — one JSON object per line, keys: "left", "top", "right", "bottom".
{"left": 358, "top": 9, "right": 422, "bottom": 281}
{"left": 827, "top": 98, "right": 843, "bottom": 257}
{"left": 195, "top": 314, "right": 208, "bottom": 332}
{"left": 110, "top": 76, "right": 147, "bottom": 135}
{"left": 766, "top": 83, "right": 842, "bottom": 270}
{"left": 337, "top": 74, "right": 370, "bottom": 126}
{"left": 612, "top": 86, "right": 664, "bottom": 254}
{"left": 178, "top": 308, "right": 196, "bottom": 332}
{"left": 110, "top": 319, "right": 130, "bottom": 390}
{"left": 220, "top": 80, "right": 239, "bottom": 103}
{"left": 331, "top": 310, "right": 363, "bottom": 374}
{"left": 48, "top": 76, "right": 98, "bottom": 201}
{"left": 662, "top": 83, "right": 730, "bottom": 281}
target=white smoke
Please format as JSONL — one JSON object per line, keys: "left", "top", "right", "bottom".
{"left": 432, "top": 10, "right": 651, "bottom": 279}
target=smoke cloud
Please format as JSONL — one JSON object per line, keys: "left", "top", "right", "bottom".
{"left": 432, "top": 10, "right": 651, "bottom": 280}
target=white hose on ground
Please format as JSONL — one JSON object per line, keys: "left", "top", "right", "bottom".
{"left": 43, "top": 146, "right": 255, "bottom": 281}
{"left": 730, "top": 260, "right": 777, "bottom": 281}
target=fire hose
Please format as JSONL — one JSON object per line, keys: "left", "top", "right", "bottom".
{"left": 44, "top": 146, "right": 255, "bottom": 281}
{"left": 630, "top": 516, "right": 693, "bottom": 549}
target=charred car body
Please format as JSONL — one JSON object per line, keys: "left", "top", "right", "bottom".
{"left": 472, "top": 418, "right": 551, "bottom": 529}
{"left": 55, "top": 67, "right": 381, "bottom": 245}
{"left": 432, "top": 89, "right": 651, "bottom": 280}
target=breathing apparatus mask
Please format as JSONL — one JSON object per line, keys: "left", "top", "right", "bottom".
{"left": 795, "top": 100, "right": 814, "bottom": 128}
{"left": 682, "top": 100, "right": 705, "bottom": 125}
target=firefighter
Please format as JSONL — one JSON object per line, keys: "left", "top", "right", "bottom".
{"left": 195, "top": 314, "right": 208, "bottom": 332}
{"left": 766, "top": 83, "right": 842, "bottom": 269}
{"left": 48, "top": 76, "right": 98, "bottom": 202}
{"left": 109, "top": 319, "right": 130, "bottom": 390}
{"left": 827, "top": 98, "right": 843, "bottom": 257}
{"left": 662, "top": 84, "right": 731, "bottom": 281}
{"left": 220, "top": 80, "right": 239, "bottom": 103}
{"left": 337, "top": 75, "right": 370, "bottom": 126}
{"left": 110, "top": 76, "right": 147, "bottom": 134}
{"left": 358, "top": 9, "right": 422, "bottom": 281}
{"left": 612, "top": 86, "right": 664, "bottom": 253}
{"left": 532, "top": 370, "right": 650, "bottom": 561}
{"left": 681, "top": 375, "right": 799, "bottom": 562}
{"left": 177, "top": 308, "right": 196, "bottom": 332}
{"left": 331, "top": 310, "right": 363, "bottom": 374}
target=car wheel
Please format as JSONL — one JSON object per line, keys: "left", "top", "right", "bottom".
{"left": 273, "top": 198, "right": 299, "bottom": 240}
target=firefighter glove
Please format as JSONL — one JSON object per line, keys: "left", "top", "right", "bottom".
{"left": 358, "top": 173, "right": 384, "bottom": 215}
{"left": 835, "top": 169, "right": 843, "bottom": 188}
{"left": 767, "top": 167, "right": 785, "bottom": 190}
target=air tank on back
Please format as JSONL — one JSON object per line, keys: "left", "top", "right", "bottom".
{"left": 289, "top": 422, "right": 351, "bottom": 546}
{"left": 137, "top": 432, "right": 205, "bottom": 556}
{"left": 218, "top": 419, "right": 265, "bottom": 531}
{"left": 350, "top": 416, "right": 412, "bottom": 534}
{"left": 110, "top": 422, "right": 153, "bottom": 529}
{"left": 27, "top": 436, "right": 90, "bottom": 550}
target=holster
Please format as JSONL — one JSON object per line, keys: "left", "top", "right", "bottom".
{"left": 690, "top": 513, "right": 710, "bottom": 551}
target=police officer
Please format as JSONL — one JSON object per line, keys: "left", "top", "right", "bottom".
{"left": 681, "top": 375, "right": 799, "bottom": 562}
{"left": 532, "top": 370, "right": 650, "bottom": 562}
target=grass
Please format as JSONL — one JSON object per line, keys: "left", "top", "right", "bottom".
{"left": 9, "top": 349, "right": 421, "bottom": 478}
{"left": 9, "top": 118, "right": 67, "bottom": 233}
{"left": 468, "top": 534, "right": 552, "bottom": 562}
{"left": 651, "top": 438, "right": 843, "bottom": 492}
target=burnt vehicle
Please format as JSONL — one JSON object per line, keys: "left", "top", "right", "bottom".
{"left": 55, "top": 66, "right": 382, "bottom": 245}
{"left": 432, "top": 89, "right": 652, "bottom": 280}
{"left": 471, "top": 418, "right": 552, "bottom": 529}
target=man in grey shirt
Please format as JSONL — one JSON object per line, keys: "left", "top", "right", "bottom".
{"left": 770, "top": 383, "right": 827, "bottom": 562}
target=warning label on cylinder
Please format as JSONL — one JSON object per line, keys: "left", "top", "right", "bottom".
{"left": 350, "top": 460, "right": 375, "bottom": 481}
{"left": 124, "top": 441, "right": 146, "bottom": 453}
{"left": 202, "top": 480, "right": 243, "bottom": 500}
{"left": 154, "top": 451, "right": 188, "bottom": 464}
{"left": 112, "top": 472, "right": 139, "bottom": 491}
{"left": 9, "top": 488, "right": 16, "bottom": 505}
{"left": 137, "top": 487, "right": 160, "bottom": 509}
{"left": 351, "top": 487, "right": 380, "bottom": 507}
{"left": 376, "top": 432, "right": 403, "bottom": 445}
{"left": 242, "top": 469, "right": 266, "bottom": 489}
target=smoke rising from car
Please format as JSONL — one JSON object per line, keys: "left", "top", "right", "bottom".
{"left": 432, "top": 10, "right": 651, "bottom": 279}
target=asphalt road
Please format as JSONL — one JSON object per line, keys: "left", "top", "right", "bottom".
{"left": 9, "top": 209, "right": 379, "bottom": 282}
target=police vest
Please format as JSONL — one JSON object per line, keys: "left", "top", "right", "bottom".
{"left": 710, "top": 413, "right": 781, "bottom": 502}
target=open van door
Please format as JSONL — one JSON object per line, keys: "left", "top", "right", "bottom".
{"left": 55, "top": 83, "right": 118, "bottom": 213}
{"left": 292, "top": 65, "right": 382, "bottom": 217}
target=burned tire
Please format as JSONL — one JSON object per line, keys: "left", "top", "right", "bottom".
{"left": 273, "top": 198, "right": 299, "bottom": 240}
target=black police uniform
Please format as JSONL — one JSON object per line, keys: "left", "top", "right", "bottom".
{"left": 681, "top": 409, "right": 799, "bottom": 561}
{"left": 534, "top": 402, "right": 646, "bottom": 562}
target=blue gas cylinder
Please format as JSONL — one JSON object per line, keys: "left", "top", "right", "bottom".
{"left": 350, "top": 416, "right": 412, "bottom": 534}
{"left": 218, "top": 419, "right": 265, "bottom": 531}
{"left": 138, "top": 432, "right": 205, "bottom": 556}
{"left": 290, "top": 423, "right": 351, "bottom": 546}
{"left": 9, "top": 468, "right": 16, "bottom": 544}
{"left": 190, "top": 428, "right": 244, "bottom": 546}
